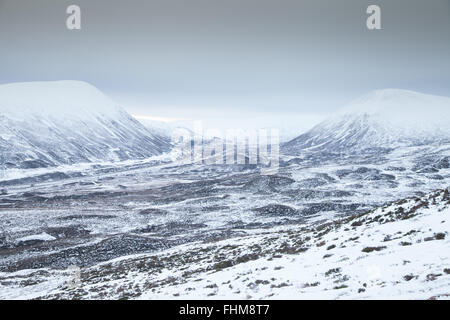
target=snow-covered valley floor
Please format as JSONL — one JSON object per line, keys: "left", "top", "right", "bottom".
{"left": 1, "top": 139, "right": 449, "bottom": 300}
{"left": 1, "top": 188, "right": 449, "bottom": 300}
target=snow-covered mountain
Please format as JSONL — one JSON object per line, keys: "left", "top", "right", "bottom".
{"left": 283, "top": 89, "right": 450, "bottom": 154}
{"left": 0, "top": 81, "right": 170, "bottom": 169}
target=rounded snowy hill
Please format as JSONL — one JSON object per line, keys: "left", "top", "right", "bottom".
{"left": 283, "top": 89, "right": 450, "bottom": 154}
{"left": 0, "top": 81, "right": 170, "bottom": 169}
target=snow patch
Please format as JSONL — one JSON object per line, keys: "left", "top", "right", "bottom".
{"left": 16, "top": 233, "right": 56, "bottom": 243}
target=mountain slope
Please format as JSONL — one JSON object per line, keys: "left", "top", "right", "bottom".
{"left": 0, "top": 81, "right": 170, "bottom": 169}
{"left": 1, "top": 188, "right": 448, "bottom": 299}
{"left": 283, "top": 89, "right": 450, "bottom": 154}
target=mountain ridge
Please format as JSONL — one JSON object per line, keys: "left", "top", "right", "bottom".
{"left": 0, "top": 81, "right": 170, "bottom": 169}
{"left": 283, "top": 89, "right": 450, "bottom": 154}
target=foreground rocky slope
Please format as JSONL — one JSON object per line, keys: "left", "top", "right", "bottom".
{"left": 1, "top": 188, "right": 448, "bottom": 300}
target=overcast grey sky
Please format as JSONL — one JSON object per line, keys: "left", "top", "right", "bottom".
{"left": 0, "top": 0, "right": 449, "bottom": 123}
